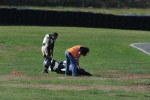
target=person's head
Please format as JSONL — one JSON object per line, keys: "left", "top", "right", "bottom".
{"left": 52, "top": 32, "right": 58, "bottom": 40}
{"left": 80, "top": 47, "right": 89, "bottom": 56}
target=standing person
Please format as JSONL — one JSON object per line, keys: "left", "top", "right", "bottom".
{"left": 41, "top": 32, "right": 58, "bottom": 73}
{"left": 65, "top": 45, "right": 89, "bottom": 76}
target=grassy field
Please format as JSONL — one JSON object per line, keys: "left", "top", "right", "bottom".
{"left": 0, "top": 26, "right": 150, "bottom": 100}
{"left": 1, "top": 6, "right": 150, "bottom": 15}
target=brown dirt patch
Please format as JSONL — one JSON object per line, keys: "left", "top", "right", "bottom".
{"left": 0, "top": 74, "right": 150, "bottom": 92}
{"left": 1, "top": 83, "right": 149, "bottom": 92}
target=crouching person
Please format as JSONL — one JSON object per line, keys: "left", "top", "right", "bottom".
{"left": 41, "top": 32, "right": 58, "bottom": 73}
{"left": 65, "top": 45, "right": 89, "bottom": 76}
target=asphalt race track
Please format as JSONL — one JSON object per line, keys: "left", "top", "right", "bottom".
{"left": 130, "top": 43, "right": 150, "bottom": 55}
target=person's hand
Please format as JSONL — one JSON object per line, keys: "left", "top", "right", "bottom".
{"left": 45, "top": 55, "right": 50, "bottom": 59}
{"left": 76, "top": 65, "right": 81, "bottom": 70}
{"left": 52, "top": 52, "right": 53, "bottom": 57}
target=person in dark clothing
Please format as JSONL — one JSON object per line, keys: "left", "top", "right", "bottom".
{"left": 41, "top": 32, "right": 58, "bottom": 73}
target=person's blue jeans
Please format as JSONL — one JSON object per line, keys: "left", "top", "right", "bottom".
{"left": 65, "top": 50, "right": 77, "bottom": 76}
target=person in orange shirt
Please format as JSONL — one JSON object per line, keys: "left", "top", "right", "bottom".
{"left": 65, "top": 45, "right": 89, "bottom": 76}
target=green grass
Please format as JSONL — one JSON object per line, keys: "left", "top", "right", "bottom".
{"left": 0, "top": 86, "right": 150, "bottom": 100}
{"left": 1, "top": 6, "right": 150, "bottom": 15}
{"left": 0, "top": 26, "right": 150, "bottom": 100}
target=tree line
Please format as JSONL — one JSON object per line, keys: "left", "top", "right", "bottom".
{"left": 0, "top": 0, "right": 150, "bottom": 8}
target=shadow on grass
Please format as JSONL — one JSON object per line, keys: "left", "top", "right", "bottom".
{"left": 55, "top": 68, "right": 92, "bottom": 76}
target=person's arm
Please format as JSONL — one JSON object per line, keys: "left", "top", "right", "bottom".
{"left": 51, "top": 43, "right": 54, "bottom": 57}
{"left": 76, "top": 52, "right": 81, "bottom": 70}
{"left": 44, "top": 43, "right": 50, "bottom": 58}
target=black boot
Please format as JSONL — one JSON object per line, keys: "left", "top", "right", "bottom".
{"left": 43, "top": 65, "right": 49, "bottom": 74}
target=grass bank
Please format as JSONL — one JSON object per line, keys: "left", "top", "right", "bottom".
{"left": 1, "top": 6, "right": 150, "bottom": 15}
{"left": 0, "top": 26, "right": 150, "bottom": 100}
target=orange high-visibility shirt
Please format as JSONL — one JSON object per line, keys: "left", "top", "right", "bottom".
{"left": 67, "top": 45, "right": 81, "bottom": 58}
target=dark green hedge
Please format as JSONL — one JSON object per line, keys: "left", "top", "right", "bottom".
{"left": 0, "top": 0, "right": 150, "bottom": 8}
{"left": 0, "top": 8, "right": 150, "bottom": 31}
